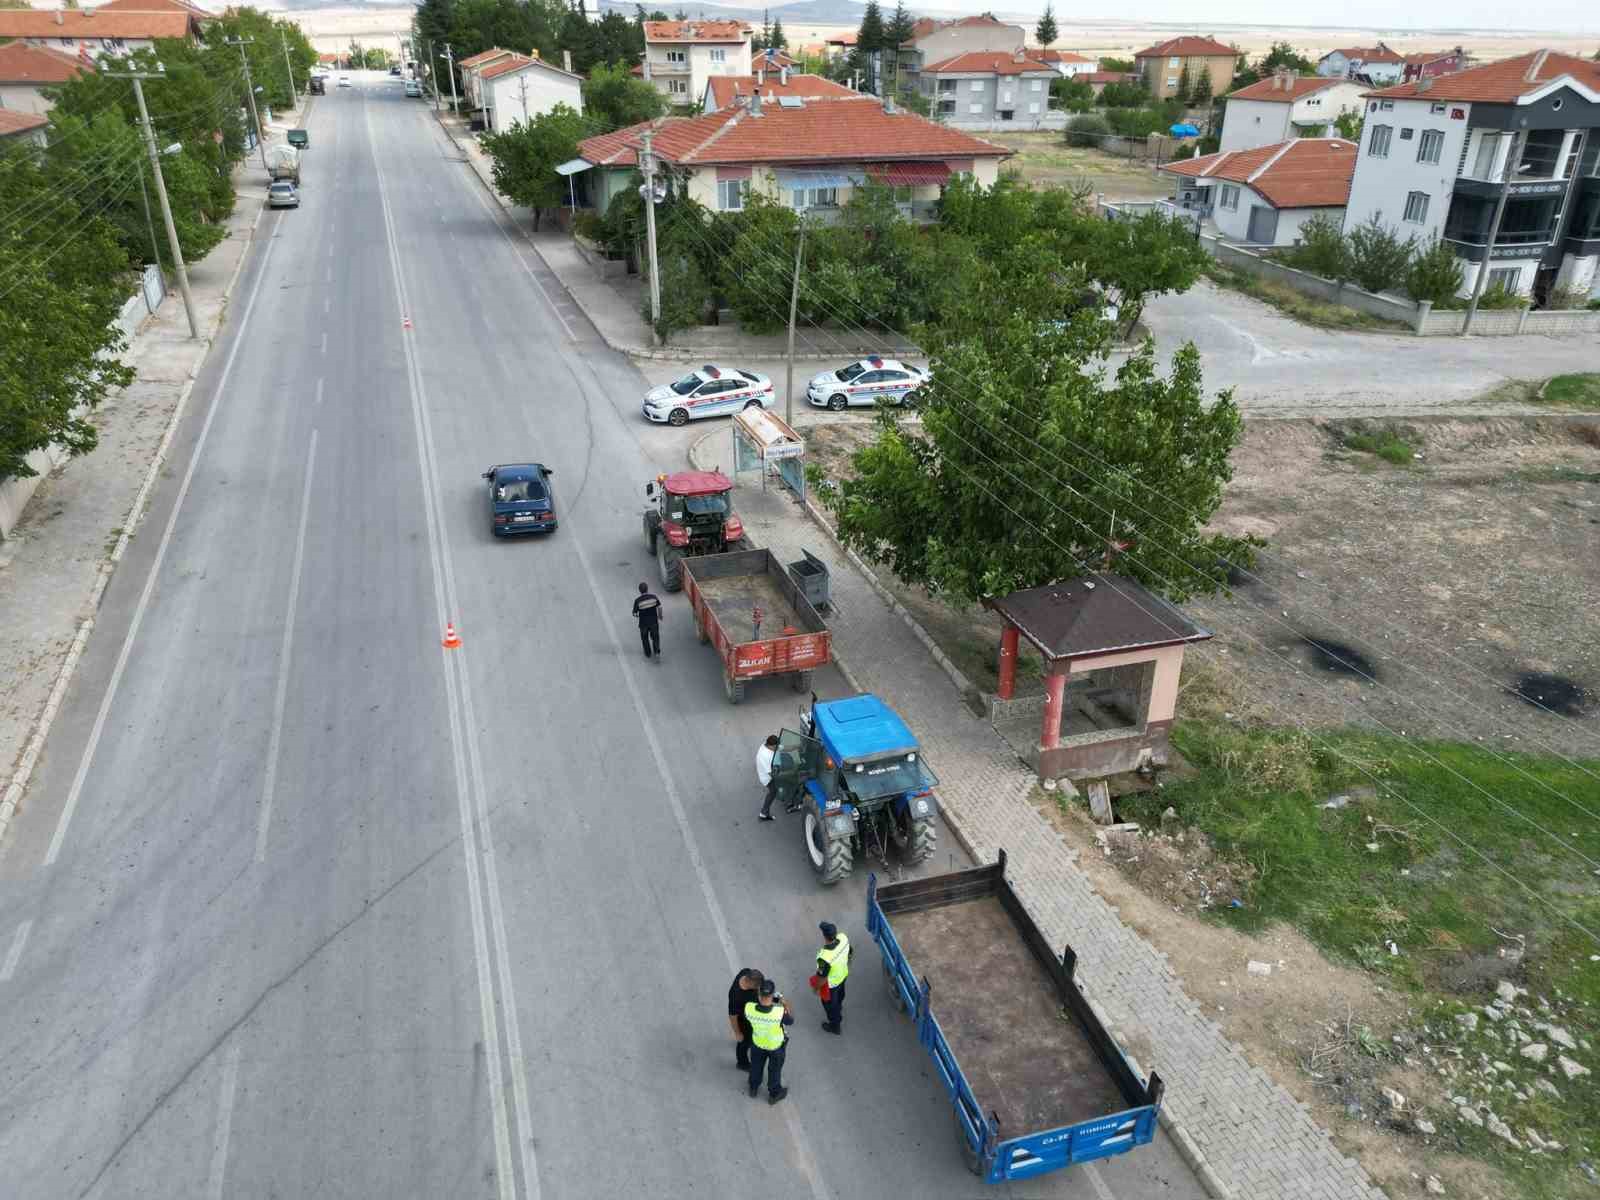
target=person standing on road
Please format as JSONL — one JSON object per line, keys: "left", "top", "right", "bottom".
{"left": 632, "top": 581, "right": 662, "bottom": 661}
{"left": 727, "top": 968, "right": 765, "bottom": 1070}
{"left": 745, "top": 979, "right": 793, "bottom": 1104}
{"left": 756, "top": 734, "right": 780, "bottom": 821}
{"left": 814, "top": 921, "right": 850, "bottom": 1035}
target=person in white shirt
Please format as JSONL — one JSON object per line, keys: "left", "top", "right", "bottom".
{"left": 756, "top": 734, "right": 780, "bottom": 821}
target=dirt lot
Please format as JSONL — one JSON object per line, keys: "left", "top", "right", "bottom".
{"left": 990, "top": 131, "right": 1175, "bottom": 201}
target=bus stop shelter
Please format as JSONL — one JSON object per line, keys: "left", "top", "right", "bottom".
{"left": 732, "top": 406, "right": 806, "bottom": 500}
{"left": 984, "top": 574, "right": 1212, "bottom": 782}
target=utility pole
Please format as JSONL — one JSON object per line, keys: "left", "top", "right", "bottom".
{"left": 1462, "top": 129, "right": 1524, "bottom": 336}
{"left": 639, "top": 129, "right": 662, "bottom": 337}
{"left": 108, "top": 69, "right": 199, "bottom": 338}
{"left": 784, "top": 223, "right": 806, "bottom": 426}
{"left": 279, "top": 27, "right": 297, "bottom": 99}
{"left": 444, "top": 43, "right": 459, "bottom": 115}
{"left": 136, "top": 163, "right": 160, "bottom": 267}
{"left": 224, "top": 37, "right": 270, "bottom": 172}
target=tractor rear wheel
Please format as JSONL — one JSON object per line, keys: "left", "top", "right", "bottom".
{"left": 906, "top": 817, "right": 936, "bottom": 866}
{"left": 804, "top": 810, "right": 852, "bottom": 885}
{"left": 657, "top": 540, "right": 683, "bottom": 591}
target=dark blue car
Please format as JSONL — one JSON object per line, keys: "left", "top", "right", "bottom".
{"left": 483, "top": 463, "right": 556, "bottom": 537}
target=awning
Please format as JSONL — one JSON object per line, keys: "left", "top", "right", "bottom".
{"left": 774, "top": 169, "right": 865, "bottom": 189}
{"left": 556, "top": 158, "right": 593, "bottom": 176}
{"left": 868, "top": 161, "right": 951, "bottom": 186}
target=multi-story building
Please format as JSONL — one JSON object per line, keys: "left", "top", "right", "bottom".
{"left": 477, "top": 53, "right": 583, "bottom": 133}
{"left": 641, "top": 20, "right": 751, "bottom": 108}
{"left": 894, "top": 14, "right": 1024, "bottom": 95}
{"left": 1343, "top": 50, "right": 1600, "bottom": 303}
{"left": 1220, "top": 71, "right": 1367, "bottom": 153}
{"left": 1161, "top": 138, "right": 1359, "bottom": 245}
{"left": 0, "top": 41, "right": 93, "bottom": 117}
{"left": 1132, "top": 36, "right": 1238, "bottom": 102}
{"left": 1316, "top": 44, "right": 1404, "bottom": 85}
{"left": 919, "top": 50, "right": 1057, "bottom": 127}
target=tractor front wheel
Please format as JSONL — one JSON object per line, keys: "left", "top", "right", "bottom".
{"left": 657, "top": 540, "right": 684, "bottom": 591}
{"left": 804, "top": 810, "right": 852, "bottom": 885}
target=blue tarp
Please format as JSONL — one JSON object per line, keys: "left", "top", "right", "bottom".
{"left": 1169, "top": 123, "right": 1201, "bottom": 138}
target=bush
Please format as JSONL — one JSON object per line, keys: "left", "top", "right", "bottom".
{"left": 1403, "top": 238, "right": 1464, "bottom": 305}
{"left": 1345, "top": 216, "right": 1414, "bottom": 294}
{"left": 572, "top": 210, "right": 606, "bottom": 244}
{"left": 1546, "top": 285, "right": 1591, "bottom": 311}
{"left": 1283, "top": 213, "right": 1349, "bottom": 281}
{"left": 1106, "top": 107, "right": 1167, "bottom": 138}
{"left": 1065, "top": 112, "right": 1110, "bottom": 148}
{"left": 1473, "top": 283, "right": 1528, "bottom": 310}
{"left": 642, "top": 248, "right": 713, "bottom": 340}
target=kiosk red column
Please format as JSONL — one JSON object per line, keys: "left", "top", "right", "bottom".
{"left": 1041, "top": 670, "right": 1067, "bottom": 750}
{"left": 996, "top": 625, "right": 1019, "bottom": 700}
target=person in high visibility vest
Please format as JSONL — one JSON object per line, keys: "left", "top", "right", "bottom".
{"left": 815, "top": 921, "right": 850, "bottom": 1035}
{"left": 744, "top": 979, "right": 794, "bottom": 1104}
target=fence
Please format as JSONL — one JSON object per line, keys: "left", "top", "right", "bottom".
{"left": 1, "top": 265, "right": 167, "bottom": 539}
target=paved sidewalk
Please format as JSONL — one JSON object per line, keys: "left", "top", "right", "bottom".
{"left": 0, "top": 105, "right": 307, "bottom": 844}
{"left": 689, "top": 420, "right": 1388, "bottom": 1200}
{"left": 433, "top": 112, "right": 920, "bottom": 363}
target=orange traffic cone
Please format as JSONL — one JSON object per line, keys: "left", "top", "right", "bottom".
{"left": 442, "top": 622, "right": 462, "bottom": 649}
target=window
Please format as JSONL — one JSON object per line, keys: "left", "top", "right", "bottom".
{"left": 1402, "top": 191, "right": 1429, "bottom": 223}
{"left": 1488, "top": 266, "right": 1520, "bottom": 292}
{"left": 709, "top": 48, "right": 726, "bottom": 63}
{"left": 717, "top": 179, "right": 747, "bottom": 210}
{"left": 791, "top": 186, "right": 837, "bottom": 210}
{"left": 1399, "top": 128, "right": 1413, "bottom": 140}
{"left": 1166, "top": 76, "right": 1178, "bottom": 88}
{"left": 1028, "top": 101, "right": 1040, "bottom": 114}
{"left": 1219, "top": 184, "right": 1239, "bottom": 211}
{"left": 1430, "top": 102, "right": 1446, "bottom": 114}
{"left": 1417, "top": 129, "right": 1444, "bottom": 164}
{"left": 938, "top": 78, "right": 956, "bottom": 93}
{"left": 1030, "top": 78, "right": 1042, "bottom": 91}
{"left": 1169, "top": 56, "right": 1180, "bottom": 67}
{"left": 1368, "top": 124, "right": 1392, "bottom": 157}
{"left": 666, "top": 49, "right": 686, "bottom": 65}
{"left": 969, "top": 102, "right": 982, "bottom": 114}
{"left": 667, "top": 78, "right": 687, "bottom": 94}
{"left": 999, "top": 109, "right": 1014, "bottom": 120}
{"left": 1378, "top": 99, "right": 1394, "bottom": 111}
{"left": 938, "top": 100, "right": 955, "bottom": 114}
{"left": 969, "top": 79, "right": 983, "bottom": 91}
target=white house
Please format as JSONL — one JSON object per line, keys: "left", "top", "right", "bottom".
{"left": 0, "top": 41, "right": 93, "bottom": 117}
{"left": 458, "top": 47, "right": 517, "bottom": 113}
{"left": 1032, "top": 49, "right": 1097, "bottom": 79}
{"left": 1316, "top": 44, "right": 1404, "bottom": 85}
{"left": 701, "top": 67, "right": 858, "bottom": 114}
{"left": 919, "top": 50, "right": 1057, "bottom": 127}
{"left": 1220, "top": 72, "right": 1367, "bottom": 153}
{"left": 1345, "top": 50, "right": 1600, "bottom": 302}
{"left": 0, "top": 108, "right": 49, "bottom": 148}
{"left": 478, "top": 52, "right": 583, "bottom": 131}
{"left": 1162, "top": 138, "right": 1358, "bottom": 245}
{"left": 641, "top": 20, "right": 751, "bottom": 107}
{"left": 896, "top": 14, "right": 1025, "bottom": 93}
{"left": 0, "top": 7, "right": 201, "bottom": 60}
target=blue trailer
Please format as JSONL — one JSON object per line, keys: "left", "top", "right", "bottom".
{"left": 867, "top": 851, "right": 1165, "bottom": 1183}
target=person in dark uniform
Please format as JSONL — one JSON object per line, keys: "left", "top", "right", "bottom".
{"left": 745, "top": 979, "right": 794, "bottom": 1105}
{"left": 727, "top": 968, "right": 765, "bottom": 1070}
{"left": 632, "top": 581, "right": 662, "bottom": 661}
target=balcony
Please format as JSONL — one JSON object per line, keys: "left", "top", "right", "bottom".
{"left": 1455, "top": 129, "right": 1575, "bottom": 199}
{"left": 1442, "top": 192, "right": 1561, "bottom": 261}
{"left": 1567, "top": 175, "right": 1600, "bottom": 251}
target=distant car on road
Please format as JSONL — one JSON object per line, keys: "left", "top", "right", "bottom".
{"left": 806, "top": 357, "right": 927, "bottom": 410}
{"left": 337, "top": 75, "right": 351, "bottom": 88}
{"left": 389, "top": 65, "right": 402, "bottom": 76}
{"left": 482, "top": 463, "right": 557, "bottom": 536}
{"left": 404, "top": 80, "right": 422, "bottom": 97}
{"left": 268, "top": 181, "right": 299, "bottom": 209}
{"left": 642, "top": 365, "right": 774, "bottom": 426}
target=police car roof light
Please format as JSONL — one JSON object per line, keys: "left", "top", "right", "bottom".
{"left": 868, "top": 357, "right": 883, "bottom": 367}
{"left": 703, "top": 365, "right": 720, "bottom": 377}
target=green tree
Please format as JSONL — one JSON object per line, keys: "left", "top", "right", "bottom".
{"left": 1065, "top": 111, "right": 1110, "bottom": 147}
{"left": 1229, "top": 52, "right": 1261, "bottom": 90}
{"left": 582, "top": 61, "right": 666, "bottom": 130}
{"left": 1404, "top": 238, "right": 1464, "bottom": 306}
{"left": 1051, "top": 75, "right": 1094, "bottom": 112}
{"left": 1175, "top": 62, "right": 1192, "bottom": 103}
{"left": 769, "top": 14, "right": 786, "bottom": 50}
{"left": 1281, "top": 213, "right": 1349, "bottom": 280}
{"left": 479, "top": 103, "right": 587, "bottom": 229}
{"left": 1098, "top": 56, "right": 1134, "bottom": 72}
{"left": 1257, "top": 41, "right": 1314, "bottom": 74}
{"left": 851, "top": 0, "right": 885, "bottom": 92}
{"left": 754, "top": 9, "right": 770, "bottom": 51}
{"left": 1345, "top": 215, "right": 1415, "bottom": 293}
{"left": 0, "top": 145, "right": 137, "bottom": 483}
{"left": 1100, "top": 79, "right": 1148, "bottom": 107}
{"left": 1035, "top": 1, "right": 1057, "bottom": 47}
{"left": 1333, "top": 108, "right": 1364, "bottom": 141}
{"left": 1074, "top": 210, "right": 1207, "bottom": 336}
{"left": 1191, "top": 65, "right": 1213, "bottom": 104}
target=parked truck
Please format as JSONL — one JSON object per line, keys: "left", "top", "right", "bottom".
{"left": 681, "top": 549, "right": 831, "bottom": 704}
{"left": 266, "top": 145, "right": 301, "bottom": 184}
{"left": 868, "top": 852, "right": 1165, "bottom": 1183}
{"left": 770, "top": 693, "right": 938, "bottom": 883}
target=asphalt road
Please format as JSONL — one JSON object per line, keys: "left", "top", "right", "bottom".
{"left": 0, "top": 78, "right": 1207, "bottom": 1200}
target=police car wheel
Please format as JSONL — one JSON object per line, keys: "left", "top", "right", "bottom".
{"left": 667, "top": 408, "right": 689, "bottom": 427}
{"left": 743, "top": 399, "right": 762, "bottom": 410}
{"left": 828, "top": 394, "right": 847, "bottom": 412}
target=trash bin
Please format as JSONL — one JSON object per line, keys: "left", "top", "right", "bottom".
{"left": 788, "top": 550, "right": 830, "bottom": 611}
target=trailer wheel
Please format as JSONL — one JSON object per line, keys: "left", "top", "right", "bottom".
{"left": 724, "top": 674, "right": 746, "bottom": 704}
{"left": 790, "top": 669, "right": 812, "bottom": 693}
{"left": 697, "top": 619, "right": 709, "bottom": 644}
{"left": 883, "top": 962, "right": 908, "bottom": 1015}
{"left": 804, "top": 810, "right": 852, "bottom": 885}
{"left": 657, "top": 541, "right": 683, "bottom": 592}
{"left": 953, "top": 1108, "right": 983, "bottom": 1177}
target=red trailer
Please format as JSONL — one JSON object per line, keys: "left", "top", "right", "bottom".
{"left": 682, "top": 548, "right": 832, "bottom": 703}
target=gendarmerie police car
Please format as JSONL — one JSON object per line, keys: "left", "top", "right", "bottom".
{"left": 805, "top": 358, "right": 927, "bottom": 411}
{"left": 642, "top": 365, "right": 775, "bottom": 426}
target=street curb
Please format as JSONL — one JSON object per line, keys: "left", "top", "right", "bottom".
{"left": 428, "top": 112, "right": 920, "bottom": 366}
{"left": 0, "top": 179, "right": 270, "bottom": 850}
{"left": 685, "top": 428, "right": 1234, "bottom": 1200}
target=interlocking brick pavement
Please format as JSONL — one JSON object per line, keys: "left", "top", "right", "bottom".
{"left": 693, "top": 429, "right": 1389, "bottom": 1200}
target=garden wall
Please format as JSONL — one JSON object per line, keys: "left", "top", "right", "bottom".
{"left": 1204, "top": 237, "right": 1422, "bottom": 326}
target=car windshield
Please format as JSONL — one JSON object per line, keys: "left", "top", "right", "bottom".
{"left": 841, "top": 753, "right": 938, "bottom": 801}
{"left": 836, "top": 363, "right": 866, "bottom": 382}
{"left": 669, "top": 373, "right": 705, "bottom": 396}
{"left": 496, "top": 478, "right": 546, "bottom": 503}
{"left": 678, "top": 493, "right": 728, "bottom": 516}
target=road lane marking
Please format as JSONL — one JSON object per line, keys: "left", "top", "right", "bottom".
{"left": 1085, "top": 1162, "right": 1116, "bottom": 1200}
{"left": 255, "top": 430, "right": 318, "bottom": 863}
{"left": 314, "top": 377, "right": 324, "bottom": 405}
{"left": 323, "top": 296, "right": 330, "bottom": 315}
{"left": 0, "top": 919, "right": 32, "bottom": 981}
{"left": 320, "top": 331, "right": 328, "bottom": 355}
{"left": 206, "top": 1041, "right": 242, "bottom": 1199}
{"left": 44, "top": 213, "right": 283, "bottom": 867}
{"left": 368, "top": 103, "right": 524, "bottom": 1200}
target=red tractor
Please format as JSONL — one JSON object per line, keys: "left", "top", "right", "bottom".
{"left": 642, "top": 471, "right": 747, "bottom": 591}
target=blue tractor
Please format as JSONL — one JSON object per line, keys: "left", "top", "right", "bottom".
{"left": 772, "top": 694, "right": 940, "bottom": 885}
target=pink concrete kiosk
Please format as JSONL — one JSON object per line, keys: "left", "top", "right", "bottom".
{"left": 984, "top": 574, "right": 1212, "bottom": 782}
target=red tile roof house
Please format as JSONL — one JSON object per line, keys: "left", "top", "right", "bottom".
{"left": 701, "top": 68, "right": 857, "bottom": 114}
{"left": 0, "top": 107, "right": 50, "bottom": 148}
{"left": 1219, "top": 71, "right": 1368, "bottom": 153}
{"left": 1031, "top": 49, "right": 1097, "bottom": 78}
{"left": 1132, "top": 36, "right": 1239, "bottom": 101}
{"left": 918, "top": 50, "right": 1059, "bottom": 128}
{"left": 0, "top": 40, "right": 93, "bottom": 117}
{"left": 1160, "top": 137, "right": 1359, "bottom": 246}
{"left": 1315, "top": 44, "right": 1405, "bottom": 86}
{"left": 1345, "top": 50, "right": 1600, "bottom": 304}
{"left": 640, "top": 19, "right": 752, "bottom": 107}
{"left": 0, "top": 6, "right": 204, "bottom": 61}
{"left": 574, "top": 92, "right": 1008, "bottom": 225}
